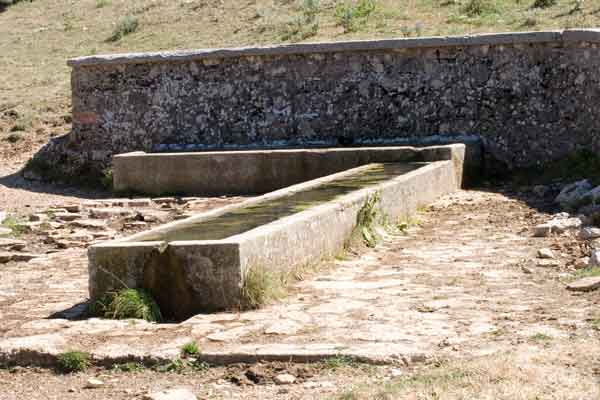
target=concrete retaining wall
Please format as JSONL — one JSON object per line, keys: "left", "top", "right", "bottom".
{"left": 89, "top": 145, "right": 463, "bottom": 319}
{"left": 31, "top": 29, "right": 600, "bottom": 180}
{"left": 113, "top": 144, "right": 467, "bottom": 195}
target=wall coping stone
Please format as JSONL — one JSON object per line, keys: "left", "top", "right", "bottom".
{"left": 67, "top": 29, "right": 600, "bottom": 68}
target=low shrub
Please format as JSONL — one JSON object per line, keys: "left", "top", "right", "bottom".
{"left": 57, "top": 350, "right": 90, "bottom": 373}
{"left": 108, "top": 15, "right": 139, "bottom": 42}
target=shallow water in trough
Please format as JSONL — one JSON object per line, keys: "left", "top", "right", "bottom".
{"left": 140, "top": 162, "right": 424, "bottom": 242}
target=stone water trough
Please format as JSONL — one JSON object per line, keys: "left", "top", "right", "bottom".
{"left": 89, "top": 144, "right": 465, "bottom": 320}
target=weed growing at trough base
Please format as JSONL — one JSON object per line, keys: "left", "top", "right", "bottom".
{"left": 57, "top": 350, "right": 90, "bottom": 373}
{"left": 89, "top": 288, "right": 163, "bottom": 322}
{"left": 240, "top": 265, "right": 286, "bottom": 310}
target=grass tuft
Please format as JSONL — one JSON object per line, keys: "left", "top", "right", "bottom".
{"left": 532, "top": 0, "right": 557, "bottom": 9}
{"left": 240, "top": 265, "right": 285, "bottom": 310}
{"left": 88, "top": 288, "right": 162, "bottom": 322}
{"left": 57, "top": 350, "right": 90, "bottom": 373}
{"left": 462, "top": 0, "right": 498, "bottom": 17}
{"left": 181, "top": 342, "right": 200, "bottom": 357}
{"left": 335, "top": 0, "right": 377, "bottom": 33}
{"left": 348, "top": 192, "right": 381, "bottom": 248}
{"left": 108, "top": 14, "right": 139, "bottom": 42}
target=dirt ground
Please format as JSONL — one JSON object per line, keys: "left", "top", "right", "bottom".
{"left": 0, "top": 167, "right": 599, "bottom": 399}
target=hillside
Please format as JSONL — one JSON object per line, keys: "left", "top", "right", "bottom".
{"left": 1, "top": 0, "right": 599, "bottom": 168}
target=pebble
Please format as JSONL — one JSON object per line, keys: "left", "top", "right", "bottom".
{"left": 274, "top": 373, "right": 296, "bottom": 385}
{"left": 579, "top": 227, "right": 600, "bottom": 240}
{"left": 566, "top": 276, "right": 600, "bottom": 292}
{"left": 84, "top": 378, "right": 104, "bottom": 389}
{"left": 537, "top": 248, "right": 554, "bottom": 259}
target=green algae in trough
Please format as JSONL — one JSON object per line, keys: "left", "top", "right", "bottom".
{"left": 140, "top": 163, "right": 421, "bottom": 243}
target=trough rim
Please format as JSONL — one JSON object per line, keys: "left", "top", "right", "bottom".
{"left": 91, "top": 160, "right": 450, "bottom": 250}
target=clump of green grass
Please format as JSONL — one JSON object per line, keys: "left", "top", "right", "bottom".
{"left": 181, "top": 342, "right": 200, "bottom": 357}
{"left": 88, "top": 288, "right": 163, "bottom": 322}
{"left": 2, "top": 215, "right": 27, "bottom": 236}
{"left": 349, "top": 192, "right": 381, "bottom": 248}
{"left": 108, "top": 14, "right": 139, "bottom": 42}
{"left": 280, "top": 0, "right": 320, "bottom": 41}
{"left": 57, "top": 350, "right": 90, "bottom": 373}
{"left": 321, "top": 355, "right": 356, "bottom": 370}
{"left": 101, "top": 168, "right": 113, "bottom": 191}
{"left": 572, "top": 266, "right": 600, "bottom": 280}
{"left": 240, "top": 265, "right": 285, "bottom": 310}
{"left": 462, "top": 0, "right": 497, "bottom": 17}
{"left": 112, "top": 362, "right": 144, "bottom": 372}
{"left": 530, "top": 333, "right": 552, "bottom": 342}
{"left": 335, "top": 0, "right": 377, "bottom": 33}
{"left": 95, "top": 0, "right": 110, "bottom": 8}
{"left": 532, "top": 0, "right": 557, "bottom": 9}
{"left": 155, "top": 357, "right": 209, "bottom": 373}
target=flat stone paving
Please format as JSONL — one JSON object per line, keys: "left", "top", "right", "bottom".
{"left": 0, "top": 190, "right": 597, "bottom": 366}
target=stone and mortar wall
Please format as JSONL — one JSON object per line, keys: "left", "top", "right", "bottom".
{"left": 34, "top": 29, "right": 600, "bottom": 179}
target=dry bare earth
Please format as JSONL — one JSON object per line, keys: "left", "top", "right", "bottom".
{"left": 1, "top": 0, "right": 600, "bottom": 166}
{"left": 1, "top": 189, "right": 599, "bottom": 399}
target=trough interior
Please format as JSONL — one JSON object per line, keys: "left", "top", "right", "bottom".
{"left": 135, "top": 162, "right": 423, "bottom": 243}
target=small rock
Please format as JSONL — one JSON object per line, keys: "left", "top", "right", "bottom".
{"left": 29, "top": 213, "right": 48, "bottom": 222}
{"left": 84, "top": 378, "right": 104, "bottom": 389}
{"left": 579, "top": 227, "right": 600, "bottom": 240}
{"left": 274, "top": 373, "right": 296, "bottom": 385}
{"left": 143, "top": 388, "right": 197, "bottom": 400}
{"left": 124, "top": 199, "right": 152, "bottom": 207}
{"left": 536, "top": 259, "right": 560, "bottom": 268}
{"left": 575, "top": 257, "right": 590, "bottom": 269}
{"left": 533, "top": 224, "right": 552, "bottom": 237}
{"left": 90, "top": 208, "right": 133, "bottom": 219}
{"left": 63, "top": 205, "right": 81, "bottom": 213}
{"left": 0, "top": 227, "right": 13, "bottom": 236}
{"left": 521, "top": 266, "right": 534, "bottom": 274}
{"left": 389, "top": 368, "right": 404, "bottom": 377}
{"left": 537, "top": 248, "right": 554, "bottom": 259}
{"left": 69, "top": 219, "right": 107, "bottom": 230}
{"left": 555, "top": 180, "right": 593, "bottom": 209}
{"left": 567, "top": 276, "right": 600, "bottom": 292}
{"left": 0, "top": 238, "right": 26, "bottom": 251}
{"left": 0, "top": 252, "right": 38, "bottom": 263}
{"left": 153, "top": 197, "right": 178, "bottom": 205}
{"left": 54, "top": 212, "right": 82, "bottom": 222}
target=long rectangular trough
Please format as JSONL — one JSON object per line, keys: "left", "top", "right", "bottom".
{"left": 89, "top": 144, "right": 465, "bottom": 320}
{"left": 113, "top": 144, "right": 466, "bottom": 195}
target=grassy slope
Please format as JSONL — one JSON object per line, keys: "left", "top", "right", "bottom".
{"left": 0, "top": 0, "right": 599, "bottom": 165}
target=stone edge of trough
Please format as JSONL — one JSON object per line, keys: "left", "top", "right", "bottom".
{"left": 67, "top": 29, "right": 600, "bottom": 67}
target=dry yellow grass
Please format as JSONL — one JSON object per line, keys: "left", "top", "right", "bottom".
{"left": 333, "top": 340, "right": 600, "bottom": 399}
{"left": 0, "top": 0, "right": 599, "bottom": 163}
